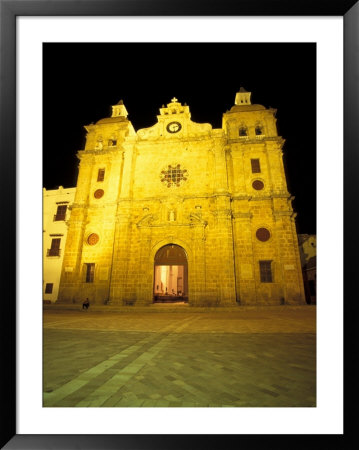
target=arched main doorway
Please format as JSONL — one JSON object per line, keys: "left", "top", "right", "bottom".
{"left": 153, "top": 244, "right": 188, "bottom": 303}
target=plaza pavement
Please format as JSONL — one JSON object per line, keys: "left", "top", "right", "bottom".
{"left": 43, "top": 304, "right": 316, "bottom": 407}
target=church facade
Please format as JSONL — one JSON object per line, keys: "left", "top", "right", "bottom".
{"left": 57, "top": 90, "right": 305, "bottom": 306}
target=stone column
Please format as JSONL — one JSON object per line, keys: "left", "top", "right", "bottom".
{"left": 265, "top": 142, "right": 288, "bottom": 194}
{"left": 189, "top": 223, "right": 207, "bottom": 305}
{"left": 57, "top": 206, "right": 87, "bottom": 303}
{"left": 212, "top": 195, "right": 237, "bottom": 305}
{"left": 273, "top": 210, "right": 305, "bottom": 304}
{"left": 119, "top": 147, "right": 134, "bottom": 198}
{"left": 213, "top": 141, "right": 228, "bottom": 194}
{"left": 108, "top": 203, "right": 134, "bottom": 305}
{"left": 231, "top": 204, "right": 257, "bottom": 305}
{"left": 229, "top": 146, "right": 247, "bottom": 197}
{"left": 57, "top": 154, "right": 95, "bottom": 301}
{"left": 136, "top": 227, "right": 153, "bottom": 305}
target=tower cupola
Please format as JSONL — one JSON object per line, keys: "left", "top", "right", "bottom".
{"left": 111, "top": 100, "right": 128, "bottom": 118}
{"left": 235, "top": 87, "right": 252, "bottom": 106}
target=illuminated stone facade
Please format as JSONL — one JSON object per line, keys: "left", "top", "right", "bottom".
{"left": 57, "top": 90, "right": 305, "bottom": 306}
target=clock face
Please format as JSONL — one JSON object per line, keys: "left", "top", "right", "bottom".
{"left": 166, "top": 121, "right": 182, "bottom": 133}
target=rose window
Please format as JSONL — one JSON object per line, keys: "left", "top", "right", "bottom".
{"left": 160, "top": 164, "right": 188, "bottom": 188}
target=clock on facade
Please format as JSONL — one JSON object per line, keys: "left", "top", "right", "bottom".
{"left": 166, "top": 121, "right": 182, "bottom": 133}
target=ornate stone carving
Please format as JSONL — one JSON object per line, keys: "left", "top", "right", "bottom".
{"left": 137, "top": 214, "right": 157, "bottom": 228}
{"left": 160, "top": 164, "right": 188, "bottom": 188}
{"left": 188, "top": 213, "right": 207, "bottom": 227}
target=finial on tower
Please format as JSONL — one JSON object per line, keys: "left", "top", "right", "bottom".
{"left": 235, "top": 88, "right": 252, "bottom": 106}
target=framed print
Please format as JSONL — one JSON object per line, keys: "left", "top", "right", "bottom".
{"left": 1, "top": 0, "right": 358, "bottom": 448}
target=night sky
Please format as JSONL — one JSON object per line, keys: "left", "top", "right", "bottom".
{"left": 43, "top": 43, "right": 316, "bottom": 234}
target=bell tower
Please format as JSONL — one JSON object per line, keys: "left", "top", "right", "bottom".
{"left": 224, "top": 88, "right": 305, "bottom": 305}
{"left": 235, "top": 87, "right": 252, "bottom": 105}
{"left": 111, "top": 99, "right": 128, "bottom": 118}
{"left": 57, "top": 100, "right": 136, "bottom": 304}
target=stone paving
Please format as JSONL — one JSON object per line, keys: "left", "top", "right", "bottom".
{"left": 43, "top": 306, "right": 316, "bottom": 407}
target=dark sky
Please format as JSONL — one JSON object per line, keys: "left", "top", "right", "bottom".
{"left": 43, "top": 43, "right": 316, "bottom": 234}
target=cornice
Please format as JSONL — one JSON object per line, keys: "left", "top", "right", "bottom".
{"left": 78, "top": 147, "right": 123, "bottom": 158}
{"left": 232, "top": 211, "right": 253, "bottom": 219}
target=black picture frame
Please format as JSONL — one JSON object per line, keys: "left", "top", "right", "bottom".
{"left": 1, "top": 0, "right": 357, "bottom": 448}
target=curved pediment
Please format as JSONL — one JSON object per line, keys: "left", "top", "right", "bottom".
{"left": 137, "top": 119, "right": 212, "bottom": 141}
{"left": 137, "top": 214, "right": 157, "bottom": 227}
{"left": 188, "top": 213, "right": 208, "bottom": 226}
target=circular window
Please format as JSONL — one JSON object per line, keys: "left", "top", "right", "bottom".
{"left": 94, "top": 189, "right": 104, "bottom": 199}
{"left": 256, "top": 227, "right": 271, "bottom": 242}
{"left": 252, "top": 180, "right": 264, "bottom": 190}
{"left": 87, "top": 233, "right": 99, "bottom": 246}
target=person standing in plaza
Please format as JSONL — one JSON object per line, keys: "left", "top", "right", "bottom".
{"left": 82, "top": 298, "right": 90, "bottom": 310}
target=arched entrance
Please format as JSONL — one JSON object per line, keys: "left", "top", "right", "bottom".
{"left": 153, "top": 244, "right": 188, "bottom": 303}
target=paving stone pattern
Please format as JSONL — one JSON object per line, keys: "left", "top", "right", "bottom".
{"left": 43, "top": 307, "right": 316, "bottom": 407}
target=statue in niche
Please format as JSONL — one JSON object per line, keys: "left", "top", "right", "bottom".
{"left": 169, "top": 210, "right": 176, "bottom": 222}
{"left": 95, "top": 139, "right": 103, "bottom": 150}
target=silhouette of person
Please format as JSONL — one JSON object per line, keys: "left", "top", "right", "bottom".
{"left": 82, "top": 298, "right": 90, "bottom": 310}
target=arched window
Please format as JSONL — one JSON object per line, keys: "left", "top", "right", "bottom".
{"left": 239, "top": 126, "right": 247, "bottom": 136}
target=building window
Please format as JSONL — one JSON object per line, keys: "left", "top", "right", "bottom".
{"left": 54, "top": 205, "right": 67, "bottom": 221}
{"left": 97, "top": 168, "right": 105, "bottom": 182}
{"left": 259, "top": 260, "right": 273, "bottom": 282}
{"left": 45, "top": 283, "right": 53, "bottom": 294}
{"left": 251, "top": 159, "right": 261, "bottom": 173}
{"left": 239, "top": 126, "right": 247, "bottom": 136}
{"left": 252, "top": 180, "right": 264, "bottom": 190}
{"left": 160, "top": 164, "right": 188, "bottom": 188}
{"left": 256, "top": 228, "right": 271, "bottom": 242}
{"left": 85, "top": 263, "right": 95, "bottom": 283}
{"left": 94, "top": 189, "right": 104, "bottom": 199}
{"left": 108, "top": 139, "right": 117, "bottom": 147}
{"left": 47, "top": 238, "right": 61, "bottom": 257}
{"left": 255, "top": 125, "right": 263, "bottom": 135}
{"left": 87, "top": 233, "right": 99, "bottom": 246}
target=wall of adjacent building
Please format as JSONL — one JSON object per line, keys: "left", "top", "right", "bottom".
{"left": 298, "top": 234, "right": 317, "bottom": 304}
{"left": 43, "top": 186, "right": 76, "bottom": 302}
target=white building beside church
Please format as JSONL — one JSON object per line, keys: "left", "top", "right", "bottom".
{"left": 43, "top": 186, "right": 76, "bottom": 302}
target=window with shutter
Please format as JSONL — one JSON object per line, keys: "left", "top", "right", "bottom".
{"left": 45, "top": 283, "right": 53, "bottom": 294}
{"left": 47, "top": 238, "right": 61, "bottom": 256}
{"left": 54, "top": 205, "right": 67, "bottom": 221}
